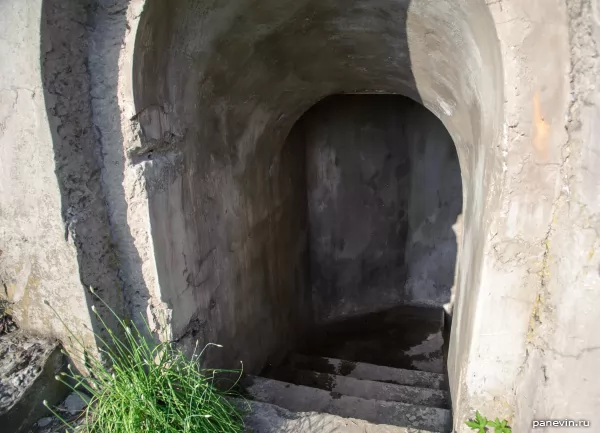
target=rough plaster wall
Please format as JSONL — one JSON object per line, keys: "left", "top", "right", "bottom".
{"left": 302, "top": 95, "right": 460, "bottom": 322}
{"left": 86, "top": 0, "right": 170, "bottom": 338}
{"left": 147, "top": 117, "right": 311, "bottom": 368}
{"left": 0, "top": 0, "right": 98, "bottom": 350}
{"left": 447, "top": 0, "right": 577, "bottom": 430}
{"left": 510, "top": 0, "right": 600, "bottom": 431}
{"left": 41, "top": 0, "right": 130, "bottom": 343}
{"left": 0, "top": 0, "right": 165, "bottom": 360}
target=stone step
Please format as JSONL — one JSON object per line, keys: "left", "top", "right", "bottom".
{"left": 287, "top": 354, "right": 448, "bottom": 390}
{"left": 238, "top": 398, "right": 441, "bottom": 433}
{"left": 243, "top": 376, "right": 452, "bottom": 432}
{"left": 266, "top": 366, "right": 450, "bottom": 409}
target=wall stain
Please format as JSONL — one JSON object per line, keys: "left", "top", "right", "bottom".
{"left": 533, "top": 92, "right": 550, "bottom": 161}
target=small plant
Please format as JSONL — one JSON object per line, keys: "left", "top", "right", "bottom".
{"left": 44, "top": 288, "right": 245, "bottom": 433}
{"left": 466, "top": 411, "right": 489, "bottom": 433}
{"left": 466, "top": 411, "right": 512, "bottom": 433}
{"left": 488, "top": 417, "right": 512, "bottom": 433}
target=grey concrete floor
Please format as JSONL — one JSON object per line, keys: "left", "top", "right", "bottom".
{"left": 295, "top": 306, "right": 447, "bottom": 374}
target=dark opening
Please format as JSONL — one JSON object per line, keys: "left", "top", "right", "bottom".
{"left": 286, "top": 94, "right": 462, "bottom": 373}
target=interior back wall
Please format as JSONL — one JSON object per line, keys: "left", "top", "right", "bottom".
{"left": 297, "top": 95, "right": 462, "bottom": 322}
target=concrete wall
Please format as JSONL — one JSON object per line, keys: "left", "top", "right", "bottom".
{"left": 300, "top": 95, "right": 460, "bottom": 322}
{"left": 1, "top": 0, "right": 599, "bottom": 431}
{"left": 304, "top": 95, "right": 411, "bottom": 321}
{"left": 146, "top": 106, "right": 311, "bottom": 368}
{"left": 0, "top": 0, "right": 100, "bottom": 353}
{"left": 509, "top": 0, "right": 600, "bottom": 430}
{"left": 405, "top": 102, "right": 462, "bottom": 308}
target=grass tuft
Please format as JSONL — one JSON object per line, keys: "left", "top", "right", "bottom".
{"left": 44, "top": 289, "right": 245, "bottom": 433}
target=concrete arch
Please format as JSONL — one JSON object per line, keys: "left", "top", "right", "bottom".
{"left": 132, "top": 0, "right": 503, "bottom": 421}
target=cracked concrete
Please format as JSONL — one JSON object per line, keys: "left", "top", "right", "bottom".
{"left": 509, "top": 1, "right": 600, "bottom": 431}
{"left": 0, "top": 0, "right": 100, "bottom": 357}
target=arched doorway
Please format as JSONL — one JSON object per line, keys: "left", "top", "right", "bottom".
{"left": 133, "top": 0, "right": 503, "bottom": 430}
{"left": 288, "top": 94, "right": 462, "bottom": 376}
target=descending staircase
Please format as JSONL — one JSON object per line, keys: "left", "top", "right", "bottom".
{"left": 243, "top": 353, "right": 452, "bottom": 432}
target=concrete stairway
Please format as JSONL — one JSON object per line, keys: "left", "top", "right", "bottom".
{"left": 244, "top": 354, "right": 452, "bottom": 432}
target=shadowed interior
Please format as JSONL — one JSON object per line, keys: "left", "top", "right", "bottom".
{"left": 132, "top": 0, "right": 503, "bottom": 401}
{"left": 299, "top": 95, "right": 461, "bottom": 322}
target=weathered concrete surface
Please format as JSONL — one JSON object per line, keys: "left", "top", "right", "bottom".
{"left": 301, "top": 95, "right": 460, "bottom": 322}
{"left": 303, "top": 96, "right": 412, "bottom": 321}
{"left": 0, "top": 0, "right": 99, "bottom": 354}
{"left": 267, "top": 367, "right": 450, "bottom": 408}
{"left": 0, "top": 331, "right": 68, "bottom": 433}
{"left": 507, "top": 1, "right": 600, "bottom": 431}
{"left": 240, "top": 399, "right": 435, "bottom": 433}
{"left": 288, "top": 355, "right": 447, "bottom": 390}
{"left": 404, "top": 105, "right": 463, "bottom": 309}
{"left": 447, "top": 0, "right": 580, "bottom": 431}
{"left": 85, "top": 0, "right": 170, "bottom": 339}
{"left": 244, "top": 376, "right": 452, "bottom": 431}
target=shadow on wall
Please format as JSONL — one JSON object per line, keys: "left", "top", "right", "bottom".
{"left": 40, "top": 0, "right": 152, "bottom": 342}
{"left": 132, "top": 0, "right": 429, "bottom": 372}
{"left": 291, "top": 94, "right": 462, "bottom": 323}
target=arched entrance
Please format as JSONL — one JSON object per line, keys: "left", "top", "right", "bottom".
{"left": 132, "top": 0, "right": 503, "bottom": 430}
